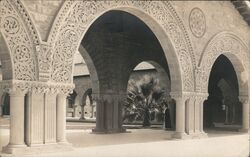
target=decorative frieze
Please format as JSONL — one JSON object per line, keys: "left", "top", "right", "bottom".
{"left": 0, "top": 80, "right": 75, "bottom": 95}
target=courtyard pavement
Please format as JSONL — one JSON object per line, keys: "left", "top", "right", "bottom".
{"left": 0, "top": 117, "right": 249, "bottom": 157}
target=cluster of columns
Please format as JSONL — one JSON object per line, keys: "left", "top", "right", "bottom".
{"left": 239, "top": 96, "right": 249, "bottom": 132}
{"left": 92, "top": 91, "right": 250, "bottom": 138}
{"left": 171, "top": 92, "right": 208, "bottom": 139}
{"left": 92, "top": 92, "right": 126, "bottom": 133}
{"left": 91, "top": 91, "right": 209, "bottom": 138}
{"left": 1, "top": 80, "right": 74, "bottom": 154}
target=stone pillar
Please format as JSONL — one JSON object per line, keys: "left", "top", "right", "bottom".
{"left": 56, "top": 94, "right": 68, "bottom": 143}
{"left": 194, "top": 93, "right": 208, "bottom": 138}
{"left": 185, "top": 96, "right": 195, "bottom": 135}
{"left": 25, "top": 91, "right": 44, "bottom": 146}
{"left": 239, "top": 96, "right": 249, "bottom": 132}
{"left": 2, "top": 89, "right": 27, "bottom": 154}
{"left": 1, "top": 81, "right": 74, "bottom": 155}
{"left": 93, "top": 92, "right": 125, "bottom": 133}
{"left": 44, "top": 92, "right": 57, "bottom": 144}
{"left": 9, "top": 91, "right": 26, "bottom": 146}
{"left": 171, "top": 93, "right": 188, "bottom": 139}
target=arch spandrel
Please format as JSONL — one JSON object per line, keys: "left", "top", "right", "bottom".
{"left": 0, "top": 0, "right": 38, "bottom": 81}
{"left": 198, "top": 32, "right": 250, "bottom": 96}
{"left": 49, "top": 1, "right": 195, "bottom": 93}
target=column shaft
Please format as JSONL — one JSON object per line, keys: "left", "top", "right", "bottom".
{"left": 242, "top": 101, "right": 249, "bottom": 131}
{"left": 199, "top": 99, "right": 204, "bottom": 132}
{"left": 93, "top": 93, "right": 124, "bottom": 133}
{"left": 194, "top": 95, "right": 207, "bottom": 137}
{"left": 57, "top": 94, "right": 67, "bottom": 143}
{"left": 9, "top": 92, "right": 26, "bottom": 147}
{"left": 172, "top": 96, "right": 187, "bottom": 139}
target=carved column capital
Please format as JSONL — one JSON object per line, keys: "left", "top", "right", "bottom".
{"left": 170, "top": 92, "right": 195, "bottom": 105}
{"left": 0, "top": 80, "right": 75, "bottom": 95}
{"left": 239, "top": 95, "right": 249, "bottom": 104}
{"left": 53, "top": 83, "right": 75, "bottom": 95}
{"left": 195, "top": 92, "right": 208, "bottom": 102}
{"left": 0, "top": 80, "right": 29, "bottom": 95}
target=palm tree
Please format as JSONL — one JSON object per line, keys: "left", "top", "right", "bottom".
{"left": 124, "top": 76, "right": 165, "bottom": 127}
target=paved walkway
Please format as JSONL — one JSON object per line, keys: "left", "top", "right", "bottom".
{"left": 21, "top": 129, "right": 248, "bottom": 157}
{"left": 0, "top": 117, "right": 249, "bottom": 157}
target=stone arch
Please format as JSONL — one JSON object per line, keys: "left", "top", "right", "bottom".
{"left": 82, "top": 88, "right": 93, "bottom": 106}
{"left": 0, "top": 33, "right": 13, "bottom": 80}
{"left": 80, "top": 88, "right": 94, "bottom": 119}
{"left": 78, "top": 45, "right": 99, "bottom": 96}
{"left": 198, "top": 32, "right": 249, "bottom": 96}
{"left": 49, "top": 1, "right": 195, "bottom": 93}
{"left": 0, "top": 0, "right": 39, "bottom": 81}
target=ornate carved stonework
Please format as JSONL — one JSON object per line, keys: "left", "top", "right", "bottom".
{"left": 198, "top": 32, "right": 250, "bottom": 94}
{"left": 189, "top": 8, "right": 206, "bottom": 38}
{"left": 36, "top": 42, "right": 52, "bottom": 81}
{"left": 0, "top": 80, "right": 75, "bottom": 95}
{"left": 48, "top": 1, "right": 196, "bottom": 92}
{"left": 11, "top": 0, "right": 40, "bottom": 45}
{"left": 0, "top": 0, "right": 37, "bottom": 81}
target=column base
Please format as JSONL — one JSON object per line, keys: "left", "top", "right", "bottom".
{"left": 239, "top": 128, "right": 249, "bottom": 133}
{"left": 172, "top": 132, "right": 190, "bottom": 139}
{"left": 2, "top": 144, "right": 27, "bottom": 154}
{"left": 92, "top": 127, "right": 126, "bottom": 134}
{"left": 191, "top": 131, "right": 208, "bottom": 138}
{"left": 1, "top": 143, "right": 73, "bottom": 155}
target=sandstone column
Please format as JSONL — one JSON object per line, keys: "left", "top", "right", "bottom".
{"left": 57, "top": 93, "right": 68, "bottom": 143}
{"left": 185, "top": 95, "right": 195, "bottom": 135}
{"left": 93, "top": 92, "right": 125, "bottom": 133}
{"left": 239, "top": 96, "right": 249, "bottom": 132}
{"left": 25, "top": 91, "right": 44, "bottom": 146}
{"left": 6, "top": 90, "right": 27, "bottom": 149}
{"left": 171, "top": 93, "right": 188, "bottom": 139}
{"left": 193, "top": 93, "right": 208, "bottom": 138}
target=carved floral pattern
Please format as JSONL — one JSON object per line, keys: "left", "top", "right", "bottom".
{"left": 189, "top": 8, "right": 206, "bottom": 38}
{"left": 2, "top": 16, "right": 20, "bottom": 35}
{"left": 0, "top": 0, "right": 37, "bottom": 81}
{"left": 198, "top": 32, "right": 249, "bottom": 93}
{"left": 0, "top": 80, "right": 75, "bottom": 95}
{"left": 49, "top": 1, "right": 195, "bottom": 92}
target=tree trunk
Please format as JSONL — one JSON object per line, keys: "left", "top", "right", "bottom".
{"left": 143, "top": 108, "right": 151, "bottom": 127}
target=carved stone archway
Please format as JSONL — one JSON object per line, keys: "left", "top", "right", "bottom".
{"left": 49, "top": 1, "right": 195, "bottom": 93}
{"left": 0, "top": 0, "right": 40, "bottom": 81}
{"left": 198, "top": 32, "right": 250, "bottom": 133}
{"left": 198, "top": 32, "right": 249, "bottom": 95}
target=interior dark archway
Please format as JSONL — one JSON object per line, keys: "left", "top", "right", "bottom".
{"left": 204, "top": 55, "right": 242, "bottom": 132}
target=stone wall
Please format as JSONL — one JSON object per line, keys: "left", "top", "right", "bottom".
{"left": 171, "top": 1, "right": 250, "bottom": 66}
{"left": 22, "top": 0, "right": 64, "bottom": 40}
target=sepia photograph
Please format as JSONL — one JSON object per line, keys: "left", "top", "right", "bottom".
{"left": 0, "top": 0, "right": 249, "bottom": 156}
